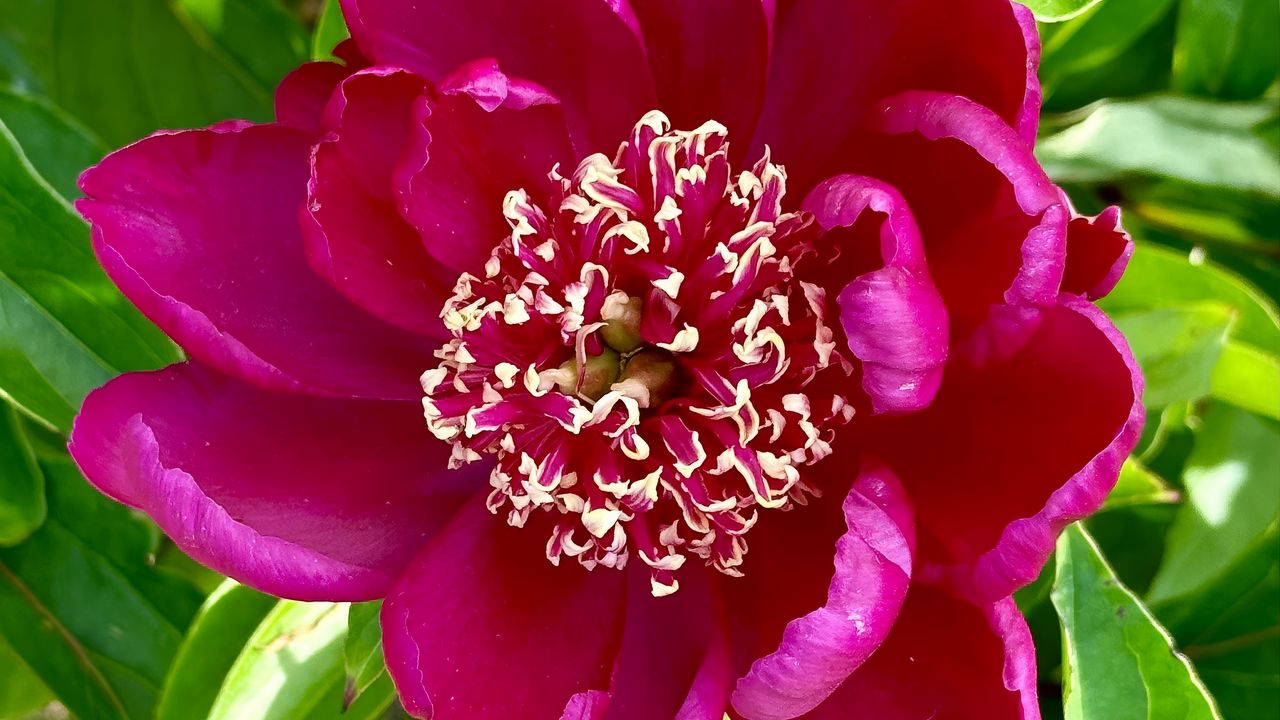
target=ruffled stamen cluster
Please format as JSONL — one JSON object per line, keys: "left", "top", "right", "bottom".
{"left": 421, "top": 111, "right": 854, "bottom": 596}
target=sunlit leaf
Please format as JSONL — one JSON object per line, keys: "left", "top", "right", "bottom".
{"left": 1173, "top": 0, "right": 1280, "bottom": 100}
{"left": 1110, "top": 302, "right": 1234, "bottom": 408}
{"left": 312, "top": 0, "right": 350, "bottom": 61}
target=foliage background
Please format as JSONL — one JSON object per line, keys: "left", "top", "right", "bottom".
{"left": 0, "top": 0, "right": 1276, "bottom": 718}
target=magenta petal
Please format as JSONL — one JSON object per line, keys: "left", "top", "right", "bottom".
{"left": 752, "top": 0, "right": 1033, "bottom": 191}
{"left": 870, "top": 296, "right": 1143, "bottom": 601}
{"left": 77, "top": 122, "right": 439, "bottom": 400}
{"left": 1061, "top": 206, "right": 1133, "bottom": 300}
{"left": 275, "top": 60, "right": 352, "bottom": 136}
{"left": 630, "top": 0, "right": 770, "bottom": 143}
{"left": 803, "top": 589, "right": 1039, "bottom": 719}
{"left": 1012, "top": 2, "right": 1044, "bottom": 143}
{"left": 729, "top": 460, "right": 915, "bottom": 720}
{"left": 803, "top": 175, "right": 948, "bottom": 414}
{"left": 397, "top": 59, "right": 575, "bottom": 276}
{"left": 340, "top": 0, "right": 655, "bottom": 151}
{"left": 381, "top": 504, "right": 626, "bottom": 720}
{"left": 865, "top": 91, "right": 1069, "bottom": 364}
{"left": 604, "top": 567, "right": 732, "bottom": 720}
{"left": 68, "top": 363, "right": 482, "bottom": 601}
{"left": 305, "top": 68, "right": 454, "bottom": 338}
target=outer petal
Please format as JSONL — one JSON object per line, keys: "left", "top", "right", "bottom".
{"left": 397, "top": 59, "right": 576, "bottom": 276}
{"left": 728, "top": 460, "right": 915, "bottom": 720}
{"left": 869, "top": 296, "right": 1143, "bottom": 602}
{"left": 630, "top": 0, "right": 770, "bottom": 144}
{"left": 802, "top": 175, "right": 948, "bottom": 413}
{"left": 382, "top": 503, "right": 626, "bottom": 720}
{"left": 864, "top": 91, "right": 1069, "bottom": 364}
{"left": 803, "top": 589, "right": 1039, "bottom": 720}
{"left": 1012, "top": 2, "right": 1044, "bottom": 143}
{"left": 68, "top": 363, "right": 482, "bottom": 602}
{"left": 275, "top": 60, "right": 351, "bottom": 136}
{"left": 77, "top": 122, "right": 438, "bottom": 400}
{"left": 603, "top": 566, "right": 732, "bottom": 720}
{"left": 340, "top": 0, "right": 656, "bottom": 152}
{"left": 305, "top": 68, "right": 455, "bottom": 338}
{"left": 752, "top": 0, "right": 1033, "bottom": 191}
{"left": 1061, "top": 206, "right": 1133, "bottom": 300}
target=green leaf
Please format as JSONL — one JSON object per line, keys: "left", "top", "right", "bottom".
{"left": 0, "top": 402, "right": 44, "bottom": 547}
{"left": 0, "top": 631, "right": 53, "bottom": 719}
{"left": 174, "top": 0, "right": 308, "bottom": 94}
{"left": 1110, "top": 302, "right": 1235, "bottom": 408}
{"left": 1037, "top": 95, "right": 1280, "bottom": 197}
{"left": 0, "top": 119, "right": 179, "bottom": 432}
{"left": 1052, "top": 523, "right": 1222, "bottom": 720}
{"left": 208, "top": 601, "right": 396, "bottom": 720}
{"left": 344, "top": 600, "right": 387, "bottom": 707}
{"left": 1173, "top": 0, "right": 1280, "bottom": 100}
{"left": 1154, "top": 523, "right": 1279, "bottom": 720}
{"left": 1148, "top": 403, "right": 1280, "bottom": 603}
{"left": 1104, "top": 457, "right": 1180, "bottom": 510}
{"left": 156, "top": 580, "right": 276, "bottom": 720}
{"left": 1210, "top": 341, "right": 1280, "bottom": 420}
{"left": 0, "top": 86, "right": 106, "bottom": 200}
{"left": 312, "top": 0, "right": 350, "bottom": 61}
{"left": 0, "top": 0, "right": 280, "bottom": 146}
{"left": 1019, "top": 0, "right": 1106, "bottom": 22}
{"left": 1039, "top": 0, "right": 1177, "bottom": 80}
{"left": 0, "top": 459, "right": 203, "bottom": 720}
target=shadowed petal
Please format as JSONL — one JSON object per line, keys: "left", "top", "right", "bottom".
{"left": 382, "top": 504, "right": 626, "bottom": 719}
{"left": 68, "top": 363, "right": 483, "bottom": 602}
{"left": 1061, "top": 206, "right": 1133, "bottom": 300}
{"left": 77, "top": 122, "right": 438, "bottom": 400}
{"left": 728, "top": 460, "right": 915, "bottom": 720}
{"left": 803, "top": 589, "right": 1039, "bottom": 719}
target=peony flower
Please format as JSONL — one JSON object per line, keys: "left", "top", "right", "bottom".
{"left": 70, "top": 1, "right": 1143, "bottom": 718}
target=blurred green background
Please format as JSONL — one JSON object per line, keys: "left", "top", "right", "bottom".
{"left": 0, "top": 1, "right": 1276, "bottom": 719}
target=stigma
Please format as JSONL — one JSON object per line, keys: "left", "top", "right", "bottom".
{"left": 421, "top": 111, "right": 854, "bottom": 596}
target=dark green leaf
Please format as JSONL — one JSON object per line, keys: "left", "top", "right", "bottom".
{"left": 1111, "top": 302, "right": 1234, "bottom": 408}
{"left": 1173, "top": 0, "right": 1280, "bottom": 99}
{"left": 0, "top": 119, "right": 179, "bottom": 432}
{"left": 156, "top": 580, "right": 276, "bottom": 720}
{"left": 1148, "top": 403, "right": 1280, "bottom": 603}
{"left": 1037, "top": 96, "right": 1280, "bottom": 196}
{"left": 1052, "top": 523, "right": 1222, "bottom": 719}
{"left": 0, "top": 0, "right": 280, "bottom": 146}
{"left": 174, "top": 0, "right": 308, "bottom": 94}
{"left": 0, "top": 460, "right": 203, "bottom": 720}
{"left": 1040, "top": 0, "right": 1177, "bottom": 81}
{"left": 344, "top": 600, "right": 386, "bottom": 707}
{"left": 0, "top": 402, "right": 44, "bottom": 547}
{"left": 0, "top": 86, "right": 106, "bottom": 200}
{"left": 312, "top": 0, "right": 350, "bottom": 61}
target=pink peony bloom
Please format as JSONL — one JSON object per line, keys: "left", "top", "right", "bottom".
{"left": 70, "top": 2, "right": 1143, "bottom": 718}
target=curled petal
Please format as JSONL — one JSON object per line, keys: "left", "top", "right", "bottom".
{"left": 803, "top": 175, "right": 948, "bottom": 413}
{"left": 275, "top": 60, "right": 351, "bottom": 136}
{"left": 803, "top": 589, "right": 1039, "bottom": 719}
{"left": 1012, "top": 2, "right": 1044, "bottom": 143}
{"left": 869, "top": 296, "right": 1143, "bottom": 601}
{"left": 1062, "top": 206, "right": 1133, "bottom": 300}
{"left": 68, "top": 363, "right": 483, "bottom": 601}
{"left": 77, "top": 122, "right": 438, "bottom": 400}
{"left": 382, "top": 504, "right": 626, "bottom": 719}
{"left": 729, "top": 460, "right": 915, "bottom": 720}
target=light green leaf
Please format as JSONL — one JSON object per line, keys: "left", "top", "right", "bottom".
{"left": 1148, "top": 403, "right": 1280, "bottom": 604}
{"left": 1104, "top": 457, "right": 1180, "bottom": 510}
{"left": 209, "top": 601, "right": 396, "bottom": 720}
{"left": 174, "top": 0, "right": 308, "bottom": 95}
{"left": 0, "top": 402, "right": 44, "bottom": 547}
{"left": 156, "top": 580, "right": 276, "bottom": 720}
{"left": 1037, "top": 95, "right": 1280, "bottom": 196}
{"left": 1173, "top": 0, "right": 1280, "bottom": 100}
{"left": 0, "top": 631, "right": 53, "bottom": 719}
{"left": 1154, "top": 523, "right": 1279, "bottom": 720}
{"left": 0, "top": 459, "right": 203, "bottom": 720}
{"left": 1053, "top": 523, "right": 1222, "bottom": 720}
{"left": 344, "top": 600, "right": 386, "bottom": 707}
{"left": 0, "top": 119, "right": 178, "bottom": 432}
{"left": 1210, "top": 341, "right": 1280, "bottom": 420}
{"left": 0, "top": 86, "right": 105, "bottom": 200}
{"left": 312, "top": 0, "right": 350, "bottom": 61}
{"left": 1111, "top": 302, "right": 1235, "bottom": 408}
{"left": 1019, "top": 0, "right": 1106, "bottom": 22}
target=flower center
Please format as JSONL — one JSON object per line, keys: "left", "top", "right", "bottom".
{"left": 421, "top": 111, "right": 854, "bottom": 596}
